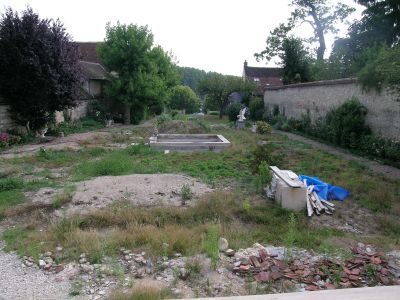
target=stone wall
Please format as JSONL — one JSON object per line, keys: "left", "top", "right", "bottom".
{"left": 264, "top": 78, "right": 400, "bottom": 140}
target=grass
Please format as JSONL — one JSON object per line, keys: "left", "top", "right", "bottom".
{"left": 203, "top": 224, "right": 220, "bottom": 269}
{"left": 0, "top": 115, "right": 399, "bottom": 268}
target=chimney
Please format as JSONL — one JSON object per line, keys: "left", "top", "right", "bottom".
{"left": 244, "top": 60, "right": 248, "bottom": 68}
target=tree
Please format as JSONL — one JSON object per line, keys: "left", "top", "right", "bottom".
{"left": 0, "top": 7, "right": 82, "bottom": 132}
{"left": 176, "top": 66, "right": 208, "bottom": 95}
{"left": 98, "top": 23, "right": 177, "bottom": 124}
{"left": 358, "top": 44, "right": 400, "bottom": 97}
{"left": 281, "top": 37, "right": 312, "bottom": 84}
{"left": 198, "top": 74, "right": 254, "bottom": 118}
{"left": 329, "top": 0, "right": 400, "bottom": 77}
{"left": 168, "top": 85, "right": 201, "bottom": 114}
{"left": 255, "top": 0, "right": 355, "bottom": 62}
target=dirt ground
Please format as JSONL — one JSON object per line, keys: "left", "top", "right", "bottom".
{"left": 65, "top": 174, "right": 213, "bottom": 215}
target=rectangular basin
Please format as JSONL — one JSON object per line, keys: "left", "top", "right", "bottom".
{"left": 149, "top": 134, "right": 230, "bottom": 152}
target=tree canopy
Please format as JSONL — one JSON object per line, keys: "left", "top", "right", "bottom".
{"left": 168, "top": 85, "right": 201, "bottom": 114}
{"left": 198, "top": 74, "right": 255, "bottom": 118}
{"left": 0, "top": 7, "right": 82, "bottom": 131}
{"left": 255, "top": 0, "right": 355, "bottom": 62}
{"left": 97, "top": 23, "right": 178, "bottom": 124}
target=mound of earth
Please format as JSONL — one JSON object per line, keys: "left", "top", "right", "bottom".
{"left": 64, "top": 174, "right": 212, "bottom": 215}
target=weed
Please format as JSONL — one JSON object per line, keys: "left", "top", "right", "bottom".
{"left": 366, "top": 264, "right": 377, "bottom": 279}
{"left": 203, "top": 224, "right": 219, "bottom": 269}
{"left": 181, "top": 183, "right": 193, "bottom": 204}
{"left": 52, "top": 188, "right": 74, "bottom": 209}
{"left": 186, "top": 257, "right": 202, "bottom": 276}
{"left": 0, "top": 191, "right": 25, "bottom": 218}
{"left": 108, "top": 285, "right": 173, "bottom": 300}
{"left": 284, "top": 213, "right": 297, "bottom": 261}
{"left": 0, "top": 177, "right": 24, "bottom": 192}
{"left": 253, "top": 161, "right": 272, "bottom": 193}
{"left": 69, "top": 279, "right": 83, "bottom": 296}
{"left": 242, "top": 198, "right": 251, "bottom": 214}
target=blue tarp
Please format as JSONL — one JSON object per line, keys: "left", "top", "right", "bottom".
{"left": 298, "top": 175, "right": 349, "bottom": 201}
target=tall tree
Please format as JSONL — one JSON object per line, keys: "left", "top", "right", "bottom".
{"left": 98, "top": 23, "right": 177, "bottom": 124}
{"left": 281, "top": 37, "right": 312, "bottom": 84}
{"left": 0, "top": 7, "right": 82, "bottom": 132}
{"left": 329, "top": 0, "right": 400, "bottom": 78}
{"left": 176, "top": 66, "right": 208, "bottom": 95}
{"left": 255, "top": 0, "right": 355, "bottom": 62}
{"left": 198, "top": 74, "right": 254, "bottom": 118}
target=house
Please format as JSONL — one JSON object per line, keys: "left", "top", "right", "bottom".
{"left": 242, "top": 61, "right": 283, "bottom": 95}
{"left": 76, "top": 42, "right": 108, "bottom": 98}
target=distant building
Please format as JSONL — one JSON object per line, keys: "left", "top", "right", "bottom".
{"left": 75, "top": 42, "right": 108, "bottom": 98}
{"left": 242, "top": 61, "right": 282, "bottom": 95}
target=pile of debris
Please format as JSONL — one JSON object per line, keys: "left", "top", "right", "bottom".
{"left": 232, "top": 243, "right": 400, "bottom": 291}
{"left": 305, "top": 184, "right": 335, "bottom": 217}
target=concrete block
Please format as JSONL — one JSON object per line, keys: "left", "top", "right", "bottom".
{"left": 275, "top": 176, "right": 307, "bottom": 211}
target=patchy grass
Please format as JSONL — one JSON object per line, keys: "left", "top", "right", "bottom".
{"left": 109, "top": 285, "right": 174, "bottom": 300}
{"left": 0, "top": 190, "right": 25, "bottom": 218}
{"left": 0, "top": 177, "right": 24, "bottom": 192}
{"left": 203, "top": 224, "right": 220, "bottom": 269}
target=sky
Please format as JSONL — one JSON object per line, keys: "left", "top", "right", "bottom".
{"left": 0, "top": 0, "right": 363, "bottom": 76}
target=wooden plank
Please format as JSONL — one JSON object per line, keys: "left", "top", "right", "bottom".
{"left": 321, "top": 199, "right": 335, "bottom": 208}
{"left": 270, "top": 166, "right": 303, "bottom": 188}
{"left": 306, "top": 197, "right": 314, "bottom": 217}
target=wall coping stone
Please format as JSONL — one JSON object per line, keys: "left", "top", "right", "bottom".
{"left": 265, "top": 77, "right": 358, "bottom": 91}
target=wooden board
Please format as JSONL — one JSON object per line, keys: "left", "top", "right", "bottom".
{"left": 270, "top": 166, "right": 303, "bottom": 188}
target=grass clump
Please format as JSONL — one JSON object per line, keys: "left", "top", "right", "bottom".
{"left": 181, "top": 183, "right": 193, "bottom": 204}
{"left": 253, "top": 161, "right": 272, "bottom": 193}
{"left": 109, "top": 285, "right": 174, "bottom": 300}
{"left": 0, "top": 177, "right": 24, "bottom": 191}
{"left": 203, "top": 224, "right": 220, "bottom": 269}
{"left": 0, "top": 191, "right": 25, "bottom": 218}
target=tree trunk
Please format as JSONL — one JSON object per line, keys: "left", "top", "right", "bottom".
{"left": 219, "top": 106, "right": 224, "bottom": 119}
{"left": 124, "top": 104, "right": 131, "bottom": 125}
{"left": 309, "top": 3, "right": 326, "bottom": 62}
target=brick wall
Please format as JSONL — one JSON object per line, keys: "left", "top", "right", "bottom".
{"left": 264, "top": 78, "right": 400, "bottom": 140}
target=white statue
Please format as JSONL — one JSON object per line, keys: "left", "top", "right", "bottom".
{"left": 237, "top": 107, "right": 247, "bottom": 122}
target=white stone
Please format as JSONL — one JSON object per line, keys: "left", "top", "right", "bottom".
{"left": 218, "top": 238, "right": 229, "bottom": 251}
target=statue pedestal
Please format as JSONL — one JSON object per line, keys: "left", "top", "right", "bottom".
{"left": 236, "top": 120, "right": 245, "bottom": 129}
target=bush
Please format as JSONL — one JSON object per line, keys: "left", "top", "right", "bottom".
{"left": 256, "top": 121, "right": 272, "bottom": 134}
{"left": 0, "top": 132, "right": 21, "bottom": 149}
{"left": 253, "top": 161, "right": 272, "bottom": 193}
{"left": 324, "top": 97, "right": 370, "bottom": 148}
{"left": 181, "top": 184, "right": 193, "bottom": 204}
{"left": 249, "top": 144, "right": 284, "bottom": 174}
{"left": 226, "top": 102, "right": 242, "bottom": 122}
{"left": 168, "top": 85, "right": 201, "bottom": 114}
{"left": 249, "top": 97, "right": 264, "bottom": 121}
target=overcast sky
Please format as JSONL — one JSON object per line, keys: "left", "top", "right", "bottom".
{"left": 1, "top": 0, "right": 363, "bottom": 76}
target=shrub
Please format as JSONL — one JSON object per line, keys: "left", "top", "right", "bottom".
{"left": 249, "top": 97, "right": 264, "bottom": 121}
{"left": 0, "top": 178, "right": 24, "bottom": 192}
{"left": 181, "top": 184, "right": 193, "bottom": 204}
{"left": 249, "top": 144, "right": 284, "bottom": 174}
{"left": 253, "top": 161, "right": 272, "bottom": 193}
{"left": 226, "top": 102, "right": 242, "bottom": 122}
{"left": 0, "top": 132, "right": 21, "bottom": 149}
{"left": 256, "top": 121, "right": 272, "bottom": 134}
{"left": 324, "top": 97, "right": 370, "bottom": 148}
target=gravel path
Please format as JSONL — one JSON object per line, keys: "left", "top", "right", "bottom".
{"left": 275, "top": 130, "right": 400, "bottom": 181}
{"left": 0, "top": 242, "right": 72, "bottom": 300}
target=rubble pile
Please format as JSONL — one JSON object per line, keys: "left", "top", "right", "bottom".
{"left": 232, "top": 243, "right": 400, "bottom": 291}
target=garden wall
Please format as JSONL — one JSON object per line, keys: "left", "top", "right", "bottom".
{"left": 264, "top": 78, "right": 400, "bottom": 140}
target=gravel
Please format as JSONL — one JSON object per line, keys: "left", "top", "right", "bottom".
{"left": 0, "top": 241, "right": 72, "bottom": 300}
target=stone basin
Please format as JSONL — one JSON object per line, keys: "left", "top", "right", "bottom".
{"left": 149, "top": 134, "right": 230, "bottom": 152}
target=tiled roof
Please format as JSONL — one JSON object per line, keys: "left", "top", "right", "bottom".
{"left": 244, "top": 66, "right": 282, "bottom": 78}
{"left": 75, "top": 42, "right": 103, "bottom": 64}
{"left": 78, "top": 61, "right": 108, "bottom": 80}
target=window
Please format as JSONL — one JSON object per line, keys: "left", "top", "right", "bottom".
{"left": 254, "top": 77, "right": 260, "bottom": 82}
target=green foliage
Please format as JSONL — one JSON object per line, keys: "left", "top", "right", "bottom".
{"left": 203, "top": 224, "right": 219, "bottom": 269}
{"left": 324, "top": 97, "right": 370, "bottom": 148}
{"left": 249, "top": 97, "right": 264, "bottom": 121}
{"left": 0, "top": 178, "right": 24, "bottom": 192}
{"left": 256, "top": 121, "right": 272, "bottom": 135}
{"left": 198, "top": 73, "right": 254, "bottom": 118}
{"left": 181, "top": 184, "right": 193, "bottom": 203}
{"left": 98, "top": 22, "right": 178, "bottom": 124}
{"left": 253, "top": 162, "right": 272, "bottom": 194}
{"left": 281, "top": 37, "right": 312, "bottom": 84}
{"left": 226, "top": 102, "right": 242, "bottom": 122}
{"left": 177, "top": 66, "right": 208, "bottom": 95}
{"left": 249, "top": 144, "right": 284, "bottom": 173}
{"left": 255, "top": 0, "right": 355, "bottom": 62}
{"left": 358, "top": 44, "right": 400, "bottom": 97}
{"left": 168, "top": 85, "right": 201, "bottom": 114}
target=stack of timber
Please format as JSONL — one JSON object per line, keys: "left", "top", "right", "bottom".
{"left": 304, "top": 181, "right": 335, "bottom": 217}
